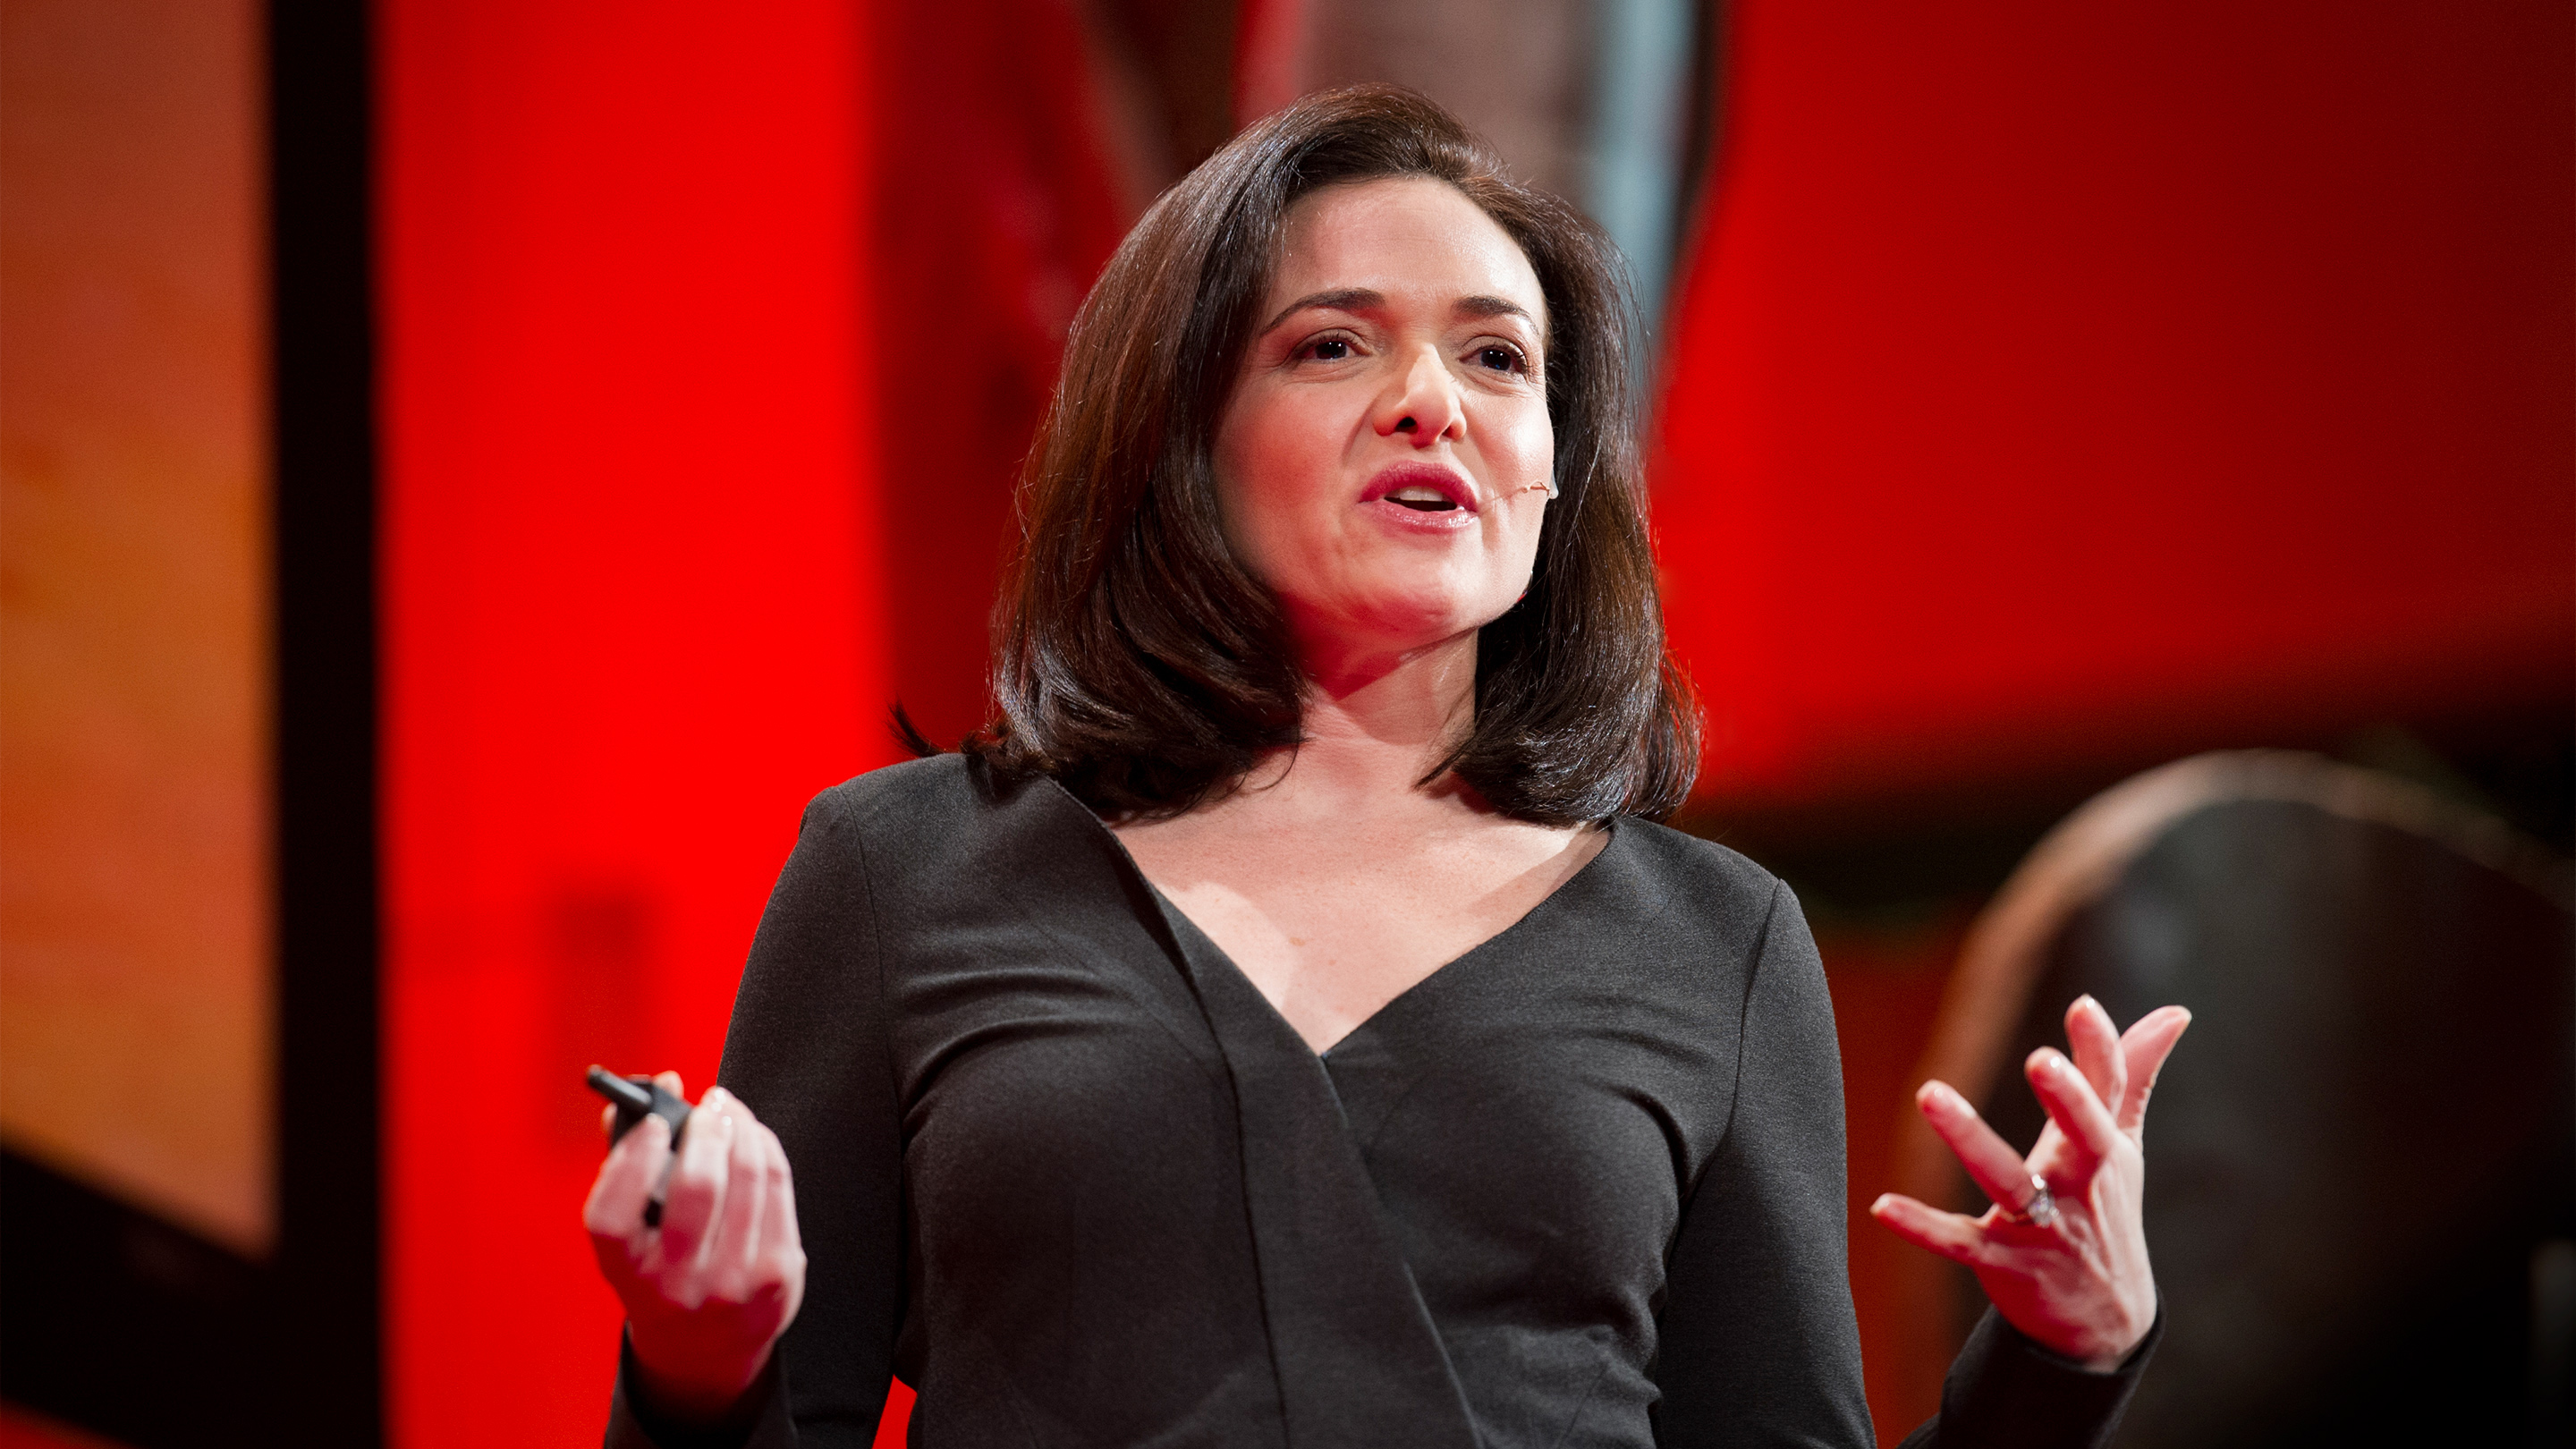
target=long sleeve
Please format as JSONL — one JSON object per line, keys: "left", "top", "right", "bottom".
{"left": 1649, "top": 880, "right": 1877, "bottom": 1447}
{"left": 1648, "top": 880, "right": 2159, "bottom": 1448}
{"left": 606, "top": 790, "right": 905, "bottom": 1449}
{"left": 1889, "top": 1307, "right": 2162, "bottom": 1449}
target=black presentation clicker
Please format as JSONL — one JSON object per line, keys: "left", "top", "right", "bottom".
{"left": 585, "top": 1066, "right": 692, "bottom": 1226}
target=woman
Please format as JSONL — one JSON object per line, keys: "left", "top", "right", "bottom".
{"left": 586, "top": 86, "right": 2189, "bottom": 1448}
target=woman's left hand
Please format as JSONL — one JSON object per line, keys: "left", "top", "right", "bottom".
{"left": 1870, "top": 996, "right": 2192, "bottom": 1370}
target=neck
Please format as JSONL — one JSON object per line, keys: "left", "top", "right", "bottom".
{"left": 1257, "top": 626, "right": 1479, "bottom": 810}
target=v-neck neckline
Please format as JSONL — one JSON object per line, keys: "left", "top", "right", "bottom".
{"left": 1047, "top": 775, "right": 1623, "bottom": 1060}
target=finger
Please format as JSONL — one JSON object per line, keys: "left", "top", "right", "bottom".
{"left": 582, "top": 1113, "right": 669, "bottom": 1239}
{"left": 1916, "top": 1080, "right": 2040, "bottom": 1212}
{"left": 715, "top": 1097, "right": 769, "bottom": 1279}
{"left": 599, "top": 1102, "right": 617, "bottom": 1140}
{"left": 754, "top": 1123, "right": 804, "bottom": 1275}
{"left": 2114, "top": 1005, "right": 2193, "bottom": 1136}
{"left": 1868, "top": 1193, "right": 1992, "bottom": 1267}
{"left": 2026, "top": 1046, "right": 2123, "bottom": 1174}
{"left": 753, "top": 1123, "right": 801, "bottom": 1248}
{"left": 656, "top": 1070, "right": 686, "bottom": 1099}
{"left": 2064, "top": 996, "right": 2127, "bottom": 1118}
{"left": 658, "top": 1090, "right": 735, "bottom": 1264}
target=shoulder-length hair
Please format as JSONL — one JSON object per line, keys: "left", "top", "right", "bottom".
{"left": 964, "top": 83, "right": 1699, "bottom": 826}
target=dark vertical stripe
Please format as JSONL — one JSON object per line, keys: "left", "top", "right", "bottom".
{"left": 1671, "top": 0, "right": 1728, "bottom": 281}
{"left": 269, "top": 0, "right": 382, "bottom": 1439}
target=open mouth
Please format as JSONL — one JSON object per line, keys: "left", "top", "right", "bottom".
{"left": 1360, "top": 465, "right": 1479, "bottom": 521}
{"left": 1385, "top": 487, "right": 1461, "bottom": 513}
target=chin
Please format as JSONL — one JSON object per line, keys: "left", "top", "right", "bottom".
{"left": 1336, "top": 580, "right": 1516, "bottom": 650}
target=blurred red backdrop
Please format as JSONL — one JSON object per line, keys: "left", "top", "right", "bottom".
{"left": 869, "top": 1, "right": 1139, "bottom": 749}
{"left": 377, "top": 2, "right": 891, "bottom": 1442}
{"left": 377, "top": 2, "right": 2570, "bottom": 1444}
{"left": 1656, "top": 3, "right": 2572, "bottom": 812}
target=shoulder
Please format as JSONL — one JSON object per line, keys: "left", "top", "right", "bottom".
{"left": 1609, "top": 816, "right": 1793, "bottom": 932}
{"left": 1592, "top": 817, "right": 1826, "bottom": 993}
{"left": 804, "top": 751, "right": 985, "bottom": 835}
{"left": 1608, "top": 825, "right": 1841, "bottom": 1086}
{"left": 797, "top": 752, "right": 1102, "bottom": 884}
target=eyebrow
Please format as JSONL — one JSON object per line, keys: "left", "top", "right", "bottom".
{"left": 1258, "top": 288, "right": 1539, "bottom": 336}
{"left": 1453, "top": 294, "right": 1536, "bottom": 326}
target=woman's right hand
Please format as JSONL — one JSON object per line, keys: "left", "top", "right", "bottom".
{"left": 584, "top": 1073, "right": 808, "bottom": 1425}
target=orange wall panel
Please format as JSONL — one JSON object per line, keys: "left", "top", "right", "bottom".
{"left": 0, "top": 0, "right": 273, "bottom": 1256}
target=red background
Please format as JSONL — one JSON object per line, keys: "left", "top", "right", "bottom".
{"left": 1656, "top": 2, "right": 2572, "bottom": 812}
{"left": 377, "top": 3, "right": 891, "bottom": 1442}
{"left": 377, "top": 3, "right": 2571, "bottom": 1443}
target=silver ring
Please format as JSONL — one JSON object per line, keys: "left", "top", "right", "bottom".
{"left": 1996, "top": 1174, "right": 2056, "bottom": 1227}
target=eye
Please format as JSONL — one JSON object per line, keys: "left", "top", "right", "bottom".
{"left": 1298, "top": 334, "right": 1356, "bottom": 362}
{"left": 1473, "top": 343, "right": 1528, "bottom": 375}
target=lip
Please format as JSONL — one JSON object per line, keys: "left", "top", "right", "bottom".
{"left": 1358, "top": 462, "right": 1480, "bottom": 520}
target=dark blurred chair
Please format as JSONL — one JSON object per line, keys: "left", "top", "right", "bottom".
{"left": 1892, "top": 750, "right": 2576, "bottom": 1446}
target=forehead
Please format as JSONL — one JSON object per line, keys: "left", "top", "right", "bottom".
{"left": 1270, "top": 176, "right": 1545, "bottom": 326}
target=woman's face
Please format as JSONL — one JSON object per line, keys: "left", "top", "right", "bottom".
{"left": 1213, "top": 176, "right": 1554, "bottom": 673}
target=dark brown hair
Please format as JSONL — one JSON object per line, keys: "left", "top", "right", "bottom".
{"left": 965, "top": 84, "right": 1698, "bottom": 826}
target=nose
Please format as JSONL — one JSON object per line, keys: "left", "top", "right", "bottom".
{"left": 1374, "top": 344, "right": 1463, "bottom": 446}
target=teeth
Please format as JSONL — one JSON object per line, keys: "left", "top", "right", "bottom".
{"left": 1385, "top": 486, "right": 1457, "bottom": 511}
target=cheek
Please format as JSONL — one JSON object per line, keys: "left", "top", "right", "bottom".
{"left": 1211, "top": 391, "right": 1337, "bottom": 575}
{"left": 1208, "top": 443, "right": 1260, "bottom": 572}
{"left": 1487, "top": 411, "right": 1554, "bottom": 594}
{"left": 1499, "top": 406, "right": 1555, "bottom": 493}
{"left": 1208, "top": 396, "right": 1275, "bottom": 566}
{"left": 1492, "top": 411, "right": 1555, "bottom": 545}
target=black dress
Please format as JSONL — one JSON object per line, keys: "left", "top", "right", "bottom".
{"left": 606, "top": 756, "right": 2157, "bottom": 1448}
